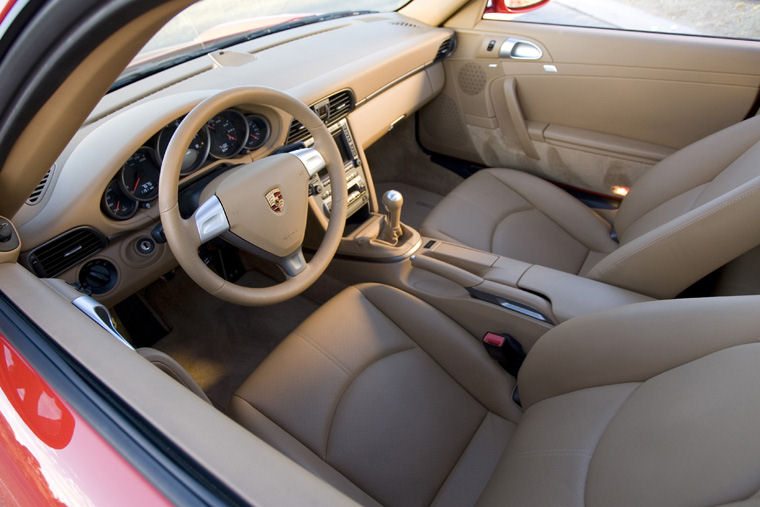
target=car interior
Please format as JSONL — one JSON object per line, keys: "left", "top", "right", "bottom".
{"left": 1, "top": 0, "right": 760, "bottom": 504}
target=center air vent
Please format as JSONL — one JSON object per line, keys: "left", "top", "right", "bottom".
{"left": 286, "top": 90, "right": 355, "bottom": 144}
{"left": 435, "top": 35, "right": 457, "bottom": 62}
{"left": 25, "top": 226, "right": 107, "bottom": 278}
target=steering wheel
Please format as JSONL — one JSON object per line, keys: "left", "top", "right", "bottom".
{"left": 158, "top": 87, "right": 347, "bottom": 306}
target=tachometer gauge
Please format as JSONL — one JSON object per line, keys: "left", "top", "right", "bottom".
{"left": 102, "top": 179, "right": 138, "bottom": 220}
{"left": 207, "top": 109, "right": 248, "bottom": 158}
{"left": 245, "top": 114, "right": 271, "bottom": 151}
{"left": 155, "top": 118, "right": 211, "bottom": 176}
{"left": 120, "top": 147, "right": 160, "bottom": 201}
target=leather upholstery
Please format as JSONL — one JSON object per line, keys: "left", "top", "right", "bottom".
{"left": 231, "top": 284, "right": 760, "bottom": 505}
{"left": 421, "top": 168, "right": 618, "bottom": 273}
{"left": 137, "top": 347, "right": 211, "bottom": 404}
{"left": 421, "top": 115, "right": 760, "bottom": 298}
{"left": 230, "top": 284, "right": 520, "bottom": 506}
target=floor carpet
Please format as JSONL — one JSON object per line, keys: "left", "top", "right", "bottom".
{"left": 145, "top": 269, "right": 320, "bottom": 410}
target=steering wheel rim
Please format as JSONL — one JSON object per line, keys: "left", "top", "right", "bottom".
{"left": 158, "top": 87, "right": 347, "bottom": 306}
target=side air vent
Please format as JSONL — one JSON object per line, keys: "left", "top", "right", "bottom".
{"left": 26, "top": 227, "right": 107, "bottom": 278}
{"left": 26, "top": 165, "right": 55, "bottom": 205}
{"left": 435, "top": 35, "right": 457, "bottom": 62}
{"left": 286, "top": 90, "right": 356, "bottom": 144}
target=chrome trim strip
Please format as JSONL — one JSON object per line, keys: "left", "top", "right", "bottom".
{"left": 72, "top": 296, "right": 133, "bottom": 349}
{"left": 467, "top": 287, "right": 554, "bottom": 324}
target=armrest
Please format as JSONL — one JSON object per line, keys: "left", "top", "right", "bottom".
{"left": 517, "top": 265, "right": 652, "bottom": 322}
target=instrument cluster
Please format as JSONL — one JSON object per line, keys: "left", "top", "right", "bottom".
{"left": 101, "top": 109, "right": 271, "bottom": 220}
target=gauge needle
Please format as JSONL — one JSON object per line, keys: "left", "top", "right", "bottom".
{"left": 226, "top": 134, "right": 237, "bottom": 141}
{"left": 116, "top": 201, "right": 120, "bottom": 212}
{"left": 250, "top": 134, "right": 258, "bottom": 140}
{"left": 133, "top": 177, "right": 141, "bottom": 193}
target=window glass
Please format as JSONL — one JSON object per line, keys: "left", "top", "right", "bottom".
{"left": 484, "top": 0, "right": 760, "bottom": 41}
{"left": 120, "top": 0, "right": 408, "bottom": 83}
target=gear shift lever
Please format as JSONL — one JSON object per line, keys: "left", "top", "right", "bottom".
{"left": 378, "top": 190, "right": 404, "bottom": 245}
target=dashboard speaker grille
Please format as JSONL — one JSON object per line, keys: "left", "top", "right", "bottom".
{"left": 286, "top": 89, "right": 355, "bottom": 144}
{"left": 26, "top": 165, "right": 55, "bottom": 205}
{"left": 26, "top": 227, "right": 107, "bottom": 278}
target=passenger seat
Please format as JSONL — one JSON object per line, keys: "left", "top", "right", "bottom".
{"left": 421, "top": 115, "right": 760, "bottom": 298}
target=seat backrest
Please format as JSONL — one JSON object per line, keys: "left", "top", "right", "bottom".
{"left": 586, "top": 115, "right": 760, "bottom": 298}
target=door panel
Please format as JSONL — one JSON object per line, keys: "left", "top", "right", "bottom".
{"left": 420, "top": 18, "right": 760, "bottom": 196}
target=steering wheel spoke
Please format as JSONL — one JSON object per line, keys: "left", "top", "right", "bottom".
{"left": 193, "top": 195, "right": 230, "bottom": 244}
{"left": 278, "top": 247, "right": 307, "bottom": 277}
{"left": 290, "top": 147, "right": 326, "bottom": 177}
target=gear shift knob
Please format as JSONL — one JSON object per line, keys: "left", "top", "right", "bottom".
{"left": 383, "top": 190, "right": 403, "bottom": 227}
{"left": 379, "top": 190, "right": 404, "bottom": 244}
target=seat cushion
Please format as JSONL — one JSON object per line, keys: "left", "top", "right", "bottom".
{"left": 479, "top": 343, "right": 760, "bottom": 507}
{"left": 231, "top": 285, "right": 760, "bottom": 506}
{"left": 229, "top": 284, "right": 522, "bottom": 507}
{"left": 420, "top": 169, "right": 617, "bottom": 274}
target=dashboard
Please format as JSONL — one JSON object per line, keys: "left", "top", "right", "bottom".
{"left": 12, "top": 12, "right": 453, "bottom": 305}
{"left": 101, "top": 109, "right": 273, "bottom": 221}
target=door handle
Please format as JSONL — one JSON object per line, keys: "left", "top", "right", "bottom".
{"left": 499, "top": 38, "right": 543, "bottom": 60}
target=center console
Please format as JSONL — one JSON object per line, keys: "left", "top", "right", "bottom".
{"left": 299, "top": 115, "right": 652, "bottom": 353}
{"left": 306, "top": 119, "right": 370, "bottom": 219}
{"left": 303, "top": 118, "right": 421, "bottom": 262}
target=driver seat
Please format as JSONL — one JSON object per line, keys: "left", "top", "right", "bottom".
{"left": 229, "top": 284, "right": 760, "bottom": 506}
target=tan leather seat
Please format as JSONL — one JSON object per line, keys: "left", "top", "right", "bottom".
{"left": 230, "top": 283, "right": 760, "bottom": 506}
{"left": 421, "top": 115, "right": 760, "bottom": 298}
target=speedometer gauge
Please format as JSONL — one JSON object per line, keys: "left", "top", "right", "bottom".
{"left": 120, "top": 147, "right": 160, "bottom": 201}
{"left": 245, "top": 114, "right": 270, "bottom": 150}
{"left": 155, "top": 118, "right": 210, "bottom": 176}
{"left": 207, "top": 109, "right": 248, "bottom": 158}
{"left": 102, "top": 179, "right": 138, "bottom": 220}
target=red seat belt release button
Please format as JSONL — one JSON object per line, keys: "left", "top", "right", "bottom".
{"left": 483, "top": 332, "right": 506, "bottom": 347}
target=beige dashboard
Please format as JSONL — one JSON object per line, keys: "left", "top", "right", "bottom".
{"left": 12, "top": 12, "right": 452, "bottom": 305}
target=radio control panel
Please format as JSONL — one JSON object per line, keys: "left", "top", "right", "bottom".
{"left": 307, "top": 119, "right": 369, "bottom": 219}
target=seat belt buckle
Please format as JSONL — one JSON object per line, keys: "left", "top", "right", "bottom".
{"left": 482, "top": 332, "right": 526, "bottom": 378}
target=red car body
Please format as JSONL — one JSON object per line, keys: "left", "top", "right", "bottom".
{"left": 0, "top": 332, "right": 168, "bottom": 505}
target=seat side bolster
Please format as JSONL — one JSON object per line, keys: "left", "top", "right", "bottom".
{"left": 587, "top": 180, "right": 760, "bottom": 298}
{"left": 228, "top": 396, "right": 381, "bottom": 507}
{"left": 357, "top": 283, "right": 523, "bottom": 423}
{"left": 518, "top": 296, "right": 760, "bottom": 409}
{"left": 488, "top": 169, "right": 617, "bottom": 253}
{"left": 614, "top": 114, "right": 760, "bottom": 235}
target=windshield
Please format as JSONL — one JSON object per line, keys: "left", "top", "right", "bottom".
{"left": 115, "top": 0, "right": 408, "bottom": 89}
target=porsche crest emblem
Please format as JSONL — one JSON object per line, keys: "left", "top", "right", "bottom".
{"left": 265, "top": 187, "right": 285, "bottom": 214}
